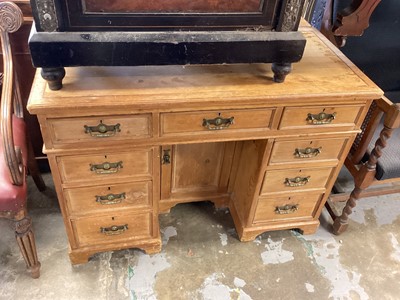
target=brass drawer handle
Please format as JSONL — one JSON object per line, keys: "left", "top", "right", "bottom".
{"left": 100, "top": 224, "right": 128, "bottom": 236}
{"left": 90, "top": 161, "right": 123, "bottom": 174}
{"left": 275, "top": 204, "right": 299, "bottom": 215}
{"left": 294, "top": 147, "right": 322, "bottom": 158}
{"left": 284, "top": 176, "right": 310, "bottom": 187}
{"left": 84, "top": 121, "right": 121, "bottom": 137}
{"left": 95, "top": 192, "right": 126, "bottom": 205}
{"left": 202, "top": 116, "right": 234, "bottom": 130}
{"left": 306, "top": 112, "right": 336, "bottom": 125}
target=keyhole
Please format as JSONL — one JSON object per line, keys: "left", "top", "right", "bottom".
{"left": 112, "top": 217, "right": 115, "bottom": 221}
{"left": 104, "top": 155, "right": 107, "bottom": 159}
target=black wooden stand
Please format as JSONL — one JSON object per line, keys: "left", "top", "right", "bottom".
{"left": 29, "top": 28, "right": 306, "bottom": 90}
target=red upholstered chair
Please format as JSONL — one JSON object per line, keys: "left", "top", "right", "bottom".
{"left": 0, "top": 1, "right": 45, "bottom": 278}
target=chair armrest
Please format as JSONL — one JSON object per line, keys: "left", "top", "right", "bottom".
{"left": 0, "top": 1, "right": 24, "bottom": 185}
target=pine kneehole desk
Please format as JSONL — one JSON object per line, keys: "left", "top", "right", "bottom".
{"left": 28, "top": 27, "right": 382, "bottom": 264}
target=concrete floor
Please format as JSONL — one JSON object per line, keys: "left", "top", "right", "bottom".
{"left": 1, "top": 172, "right": 400, "bottom": 300}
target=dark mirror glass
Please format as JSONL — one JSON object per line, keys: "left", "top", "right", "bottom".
{"left": 82, "top": 0, "right": 264, "bottom": 14}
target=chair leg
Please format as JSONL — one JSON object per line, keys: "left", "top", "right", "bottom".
{"left": 14, "top": 216, "right": 41, "bottom": 278}
{"left": 324, "top": 199, "right": 338, "bottom": 221}
{"left": 26, "top": 135, "right": 46, "bottom": 192}
{"left": 332, "top": 186, "right": 362, "bottom": 235}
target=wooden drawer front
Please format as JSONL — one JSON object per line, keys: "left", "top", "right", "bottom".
{"left": 58, "top": 149, "right": 152, "bottom": 184}
{"left": 72, "top": 213, "right": 152, "bottom": 247}
{"left": 65, "top": 181, "right": 151, "bottom": 215}
{"left": 260, "top": 167, "right": 333, "bottom": 195}
{"left": 279, "top": 105, "right": 363, "bottom": 130}
{"left": 161, "top": 108, "right": 273, "bottom": 135}
{"left": 253, "top": 193, "right": 322, "bottom": 224}
{"left": 269, "top": 137, "right": 347, "bottom": 165}
{"left": 48, "top": 114, "right": 151, "bottom": 145}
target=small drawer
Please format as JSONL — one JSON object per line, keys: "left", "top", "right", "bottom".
{"left": 47, "top": 114, "right": 151, "bottom": 146}
{"left": 269, "top": 137, "right": 348, "bottom": 165}
{"left": 253, "top": 193, "right": 322, "bottom": 224}
{"left": 64, "top": 181, "right": 152, "bottom": 215}
{"left": 260, "top": 167, "right": 333, "bottom": 195}
{"left": 72, "top": 212, "right": 152, "bottom": 247}
{"left": 279, "top": 105, "right": 363, "bottom": 130}
{"left": 161, "top": 108, "right": 274, "bottom": 136}
{"left": 57, "top": 149, "right": 152, "bottom": 184}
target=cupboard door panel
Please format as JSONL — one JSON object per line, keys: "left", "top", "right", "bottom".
{"left": 161, "top": 142, "right": 235, "bottom": 201}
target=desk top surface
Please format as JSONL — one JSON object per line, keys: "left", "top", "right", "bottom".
{"left": 28, "top": 26, "right": 383, "bottom": 115}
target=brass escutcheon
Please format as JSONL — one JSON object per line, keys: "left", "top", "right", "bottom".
{"left": 284, "top": 176, "right": 310, "bottom": 187}
{"left": 95, "top": 192, "right": 126, "bottom": 205}
{"left": 162, "top": 149, "right": 171, "bottom": 164}
{"left": 306, "top": 112, "right": 336, "bottom": 125}
{"left": 84, "top": 121, "right": 121, "bottom": 137}
{"left": 100, "top": 224, "right": 128, "bottom": 235}
{"left": 202, "top": 116, "right": 234, "bottom": 130}
{"left": 90, "top": 161, "right": 123, "bottom": 174}
{"left": 275, "top": 204, "right": 299, "bottom": 214}
{"left": 294, "top": 147, "right": 322, "bottom": 158}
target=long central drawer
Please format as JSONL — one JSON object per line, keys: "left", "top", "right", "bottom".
{"left": 160, "top": 108, "right": 274, "bottom": 136}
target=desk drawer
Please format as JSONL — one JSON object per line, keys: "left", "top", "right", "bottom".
{"left": 72, "top": 212, "right": 152, "bottom": 247}
{"left": 161, "top": 108, "right": 273, "bottom": 136}
{"left": 260, "top": 167, "right": 333, "bottom": 195}
{"left": 279, "top": 105, "right": 363, "bottom": 130}
{"left": 57, "top": 149, "right": 152, "bottom": 184}
{"left": 64, "top": 181, "right": 152, "bottom": 215}
{"left": 269, "top": 137, "right": 348, "bottom": 165}
{"left": 48, "top": 114, "right": 151, "bottom": 145}
{"left": 253, "top": 193, "right": 322, "bottom": 224}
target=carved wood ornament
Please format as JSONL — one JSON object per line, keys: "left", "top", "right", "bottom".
{"left": 0, "top": 1, "right": 24, "bottom": 185}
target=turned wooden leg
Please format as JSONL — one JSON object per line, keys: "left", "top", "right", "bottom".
{"left": 332, "top": 187, "right": 362, "bottom": 235}
{"left": 15, "top": 217, "right": 41, "bottom": 278}
{"left": 41, "top": 67, "right": 65, "bottom": 91}
{"left": 272, "top": 62, "right": 292, "bottom": 83}
{"left": 332, "top": 113, "right": 399, "bottom": 234}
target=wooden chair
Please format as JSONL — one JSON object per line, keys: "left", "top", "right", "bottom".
{"left": 328, "top": 97, "right": 400, "bottom": 234}
{"left": 313, "top": 0, "right": 400, "bottom": 234}
{"left": 0, "top": 1, "right": 45, "bottom": 278}
{"left": 314, "top": 0, "right": 382, "bottom": 47}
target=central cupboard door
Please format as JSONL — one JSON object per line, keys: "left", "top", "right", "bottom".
{"left": 160, "top": 142, "right": 236, "bottom": 211}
